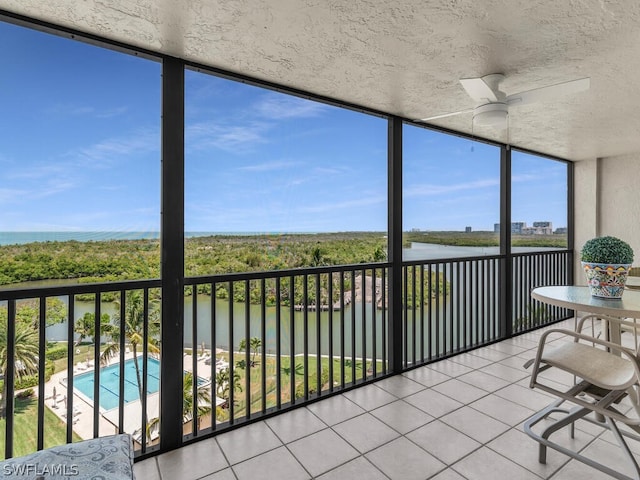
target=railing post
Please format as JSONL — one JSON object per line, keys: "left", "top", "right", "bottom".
{"left": 567, "top": 161, "right": 575, "bottom": 286}
{"left": 499, "top": 145, "right": 513, "bottom": 339}
{"left": 160, "top": 55, "right": 185, "bottom": 453}
{"left": 388, "top": 116, "right": 403, "bottom": 372}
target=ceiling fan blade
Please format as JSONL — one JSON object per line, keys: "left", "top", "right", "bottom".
{"left": 419, "top": 108, "right": 475, "bottom": 122}
{"left": 460, "top": 77, "right": 499, "bottom": 102}
{"left": 506, "top": 77, "right": 590, "bottom": 106}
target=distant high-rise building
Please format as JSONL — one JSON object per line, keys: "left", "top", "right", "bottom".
{"left": 494, "top": 223, "right": 500, "bottom": 233}
{"left": 533, "top": 221, "right": 552, "bottom": 228}
{"left": 465, "top": 226, "right": 472, "bottom": 233}
{"left": 511, "top": 222, "right": 526, "bottom": 234}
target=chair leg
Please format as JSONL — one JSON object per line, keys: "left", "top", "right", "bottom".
{"left": 606, "top": 417, "right": 640, "bottom": 480}
{"left": 525, "top": 400, "right": 640, "bottom": 480}
{"left": 524, "top": 399, "right": 589, "bottom": 464}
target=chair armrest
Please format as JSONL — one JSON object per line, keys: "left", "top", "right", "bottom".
{"left": 529, "top": 328, "right": 640, "bottom": 389}
{"left": 577, "top": 314, "right": 640, "bottom": 338}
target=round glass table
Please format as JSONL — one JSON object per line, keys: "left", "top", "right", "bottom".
{"left": 531, "top": 285, "right": 640, "bottom": 319}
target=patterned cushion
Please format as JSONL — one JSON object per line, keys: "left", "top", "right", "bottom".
{"left": 0, "top": 434, "right": 135, "bottom": 479}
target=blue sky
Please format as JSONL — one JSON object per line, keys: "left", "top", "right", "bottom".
{"left": 0, "top": 21, "right": 568, "bottom": 234}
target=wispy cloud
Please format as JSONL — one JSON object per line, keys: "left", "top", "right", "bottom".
{"left": 187, "top": 121, "right": 269, "bottom": 154}
{"left": 238, "top": 160, "right": 301, "bottom": 172}
{"left": 404, "top": 178, "right": 499, "bottom": 197}
{"left": 254, "top": 94, "right": 328, "bottom": 120}
{"left": 0, "top": 188, "right": 28, "bottom": 204}
{"left": 48, "top": 104, "right": 129, "bottom": 119}
{"left": 512, "top": 173, "right": 544, "bottom": 182}
{"left": 298, "top": 194, "right": 386, "bottom": 214}
{"left": 75, "top": 129, "right": 158, "bottom": 164}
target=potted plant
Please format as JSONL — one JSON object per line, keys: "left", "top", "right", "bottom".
{"left": 581, "top": 236, "right": 634, "bottom": 298}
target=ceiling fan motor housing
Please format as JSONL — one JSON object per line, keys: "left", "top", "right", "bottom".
{"left": 473, "top": 103, "right": 508, "bottom": 129}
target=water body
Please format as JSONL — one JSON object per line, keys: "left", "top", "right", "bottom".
{"left": 5, "top": 240, "right": 565, "bottom": 358}
{"left": 404, "top": 242, "right": 561, "bottom": 261}
{"left": 42, "top": 296, "right": 384, "bottom": 359}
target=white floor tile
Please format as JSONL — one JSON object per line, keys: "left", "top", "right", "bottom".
{"left": 469, "top": 394, "right": 536, "bottom": 427}
{"left": 133, "top": 458, "right": 160, "bottom": 480}
{"left": 402, "top": 367, "right": 451, "bottom": 387}
{"left": 306, "top": 394, "right": 365, "bottom": 426}
{"left": 216, "top": 421, "right": 282, "bottom": 465}
{"left": 374, "top": 375, "right": 426, "bottom": 398}
{"left": 315, "top": 456, "right": 388, "bottom": 480}
{"left": 452, "top": 447, "right": 540, "bottom": 480}
{"left": 232, "top": 446, "right": 310, "bottom": 480}
{"left": 343, "top": 383, "right": 398, "bottom": 410}
{"left": 487, "top": 428, "right": 576, "bottom": 478}
{"left": 202, "top": 467, "right": 239, "bottom": 480}
{"left": 494, "top": 383, "right": 555, "bottom": 411}
{"left": 156, "top": 436, "right": 229, "bottom": 480}
{"left": 136, "top": 333, "right": 637, "bottom": 480}
{"left": 440, "top": 406, "right": 510, "bottom": 444}
{"left": 457, "top": 370, "right": 511, "bottom": 392}
{"left": 404, "top": 388, "right": 464, "bottom": 418}
{"left": 333, "top": 413, "right": 399, "bottom": 453}
{"left": 448, "top": 353, "right": 494, "bottom": 369}
{"left": 287, "top": 428, "right": 359, "bottom": 477}
{"left": 366, "top": 437, "right": 446, "bottom": 480}
{"left": 265, "top": 407, "right": 326, "bottom": 443}
{"left": 432, "top": 378, "right": 488, "bottom": 404}
{"left": 426, "top": 360, "right": 474, "bottom": 378}
{"left": 407, "top": 420, "right": 481, "bottom": 465}
{"left": 370, "top": 399, "right": 434, "bottom": 434}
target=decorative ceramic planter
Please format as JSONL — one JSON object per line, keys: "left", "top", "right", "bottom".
{"left": 582, "top": 261, "right": 632, "bottom": 298}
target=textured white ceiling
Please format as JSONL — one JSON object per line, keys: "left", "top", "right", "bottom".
{"left": 2, "top": 0, "right": 640, "bottom": 161}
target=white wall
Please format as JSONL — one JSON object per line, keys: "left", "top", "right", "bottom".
{"left": 573, "top": 158, "right": 598, "bottom": 285}
{"left": 574, "top": 153, "right": 640, "bottom": 284}
{"left": 599, "top": 152, "right": 640, "bottom": 259}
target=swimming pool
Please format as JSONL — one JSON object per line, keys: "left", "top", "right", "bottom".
{"left": 74, "top": 358, "right": 162, "bottom": 411}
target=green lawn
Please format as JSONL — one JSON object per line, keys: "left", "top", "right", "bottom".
{"left": 51, "top": 343, "right": 109, "bottom": 374}
{"left": 213, "top": 353, "right": 384, "bottom": 423}
{"left": 0, "top": 397, "right": 82, "bottom": 460}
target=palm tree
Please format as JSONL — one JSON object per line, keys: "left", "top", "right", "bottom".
{"left": 215, "top": 367, "right": 242, "bottom": 409}
{"left": 238, "top": 337, "right": 262, "bottom": 366}
{"left": 74, "top": 312, "right": 111, "bottom": 346}
{"left": 281, "top": 362, "right": 304, "bottom": 378}
{"left": 183, "top": 371, "right": 212, "bottom": 425}
{"left": 100, "top": 290, "right": 160, "bottom": 408}
{"left": 145, "top": 371, "right": 213, "bottom": 439}
{"left": 0, "top": 322, "right": 39, "bottom": 418}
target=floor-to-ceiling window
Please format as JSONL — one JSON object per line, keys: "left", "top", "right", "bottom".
{"left": 401, "top": 124, "right": 503, "bottom": 362}
{"left": 510, "top": 150, "right": 568, "bottom": 249}
{"left": 0, "top": 20, "right": 160, "bottom": 457}
{"left": 184, "top": 68, "right": 388, "bottom": 427}
{"left": 510, "top": 150, "right": 570, "bottom": 332}
{"left": 402, "top": 125, "right": 501, "bottom": 260}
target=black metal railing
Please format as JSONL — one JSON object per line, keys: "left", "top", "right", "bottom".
{"left": 402, "top": 255, "right": 502, "bottom": 366}
{"left": 0, "top": 279, "right": 161, "bottom": 460}
{"left": 0, "top": 249, "right": 572, "bottom": 460}
{"left": 511, "top": 250, "right": 572, "bottom": 334}
{"left": 182, "top": 263, "right": 389, "bottom": 440}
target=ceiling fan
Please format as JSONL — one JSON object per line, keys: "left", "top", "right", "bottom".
{"left": 420, "top": 74, "right": 590, "bottom": 130}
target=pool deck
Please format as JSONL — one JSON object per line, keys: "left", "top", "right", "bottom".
{"left": 42, "top": 350, "right": 218, "bottom": 441}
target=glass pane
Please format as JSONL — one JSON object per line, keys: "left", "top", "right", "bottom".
{"left": 184, "top": 69, "right": 388, "bottom": 274}
{"left": 403, "top": 124, "right": 501, "bottom": 260}
{"left": 0, "top": 22, "right": 161, "bottom": 287}
{"left": 511, "top": 151, "right": 568, "bottom": 250}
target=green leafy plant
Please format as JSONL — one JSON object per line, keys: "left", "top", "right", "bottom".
{"left": 581, "top": 236, "right": 634, "bottom": 264}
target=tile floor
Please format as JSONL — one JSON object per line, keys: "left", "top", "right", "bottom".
{"left": 134, "top": 319, "right": 638, "bottom": 479}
